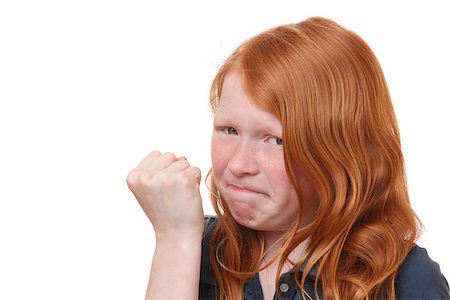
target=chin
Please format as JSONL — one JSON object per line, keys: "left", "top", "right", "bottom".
{"left": 228, "top": 208, "right": 259, "bottom": 229}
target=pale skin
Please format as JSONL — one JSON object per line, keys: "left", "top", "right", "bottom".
{"left": 127, "top": 72, "right": 318, "bottom": 300}
{"left": 126, "top": 151, "right": 204, "bottom": 299}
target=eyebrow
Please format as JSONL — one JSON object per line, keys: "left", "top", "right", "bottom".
{"left": 213, "top": 114, "right": 282, "bottom": 136}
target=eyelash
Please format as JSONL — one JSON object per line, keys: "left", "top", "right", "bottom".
{"left": 268, "top": 137, "right": 283, "bottom": 146}
{"left": 224, "top": 127, "right": 238, "bottom": 135}
{"left": 221, "top": 127, "right": 283, "bottom": 147}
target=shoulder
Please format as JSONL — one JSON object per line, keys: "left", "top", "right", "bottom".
{"left": 395, "top": 245, "right": 449, "bottom": 299}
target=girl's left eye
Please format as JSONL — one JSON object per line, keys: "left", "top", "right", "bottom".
{"left": 268, "top": 137, "right": 283, "bottom": 146}
{"left": 225, "top": 127, "right": 238, "bottom": 135}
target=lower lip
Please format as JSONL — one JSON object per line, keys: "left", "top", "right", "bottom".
{"left": 228, "top": 185, "right": 261, "bottom": 194}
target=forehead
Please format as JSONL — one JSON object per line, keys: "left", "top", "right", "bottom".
{"left": 215, "top": 73, "right": 281, "bottom": 130}
{"left": 217, "top": 73, "right": 247, "bottom": 108}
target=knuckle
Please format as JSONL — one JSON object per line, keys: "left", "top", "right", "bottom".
{"left": 188, "top": 167, "right": 201, "bottom": 179}
{"left": 162, "top": 152, "right": 176, "bottom": 161}
{"left": 178, "top": 160, "right": 190, "bottom": 169}
{"left": 126, "top": 169, "right": 139, "bottom": 187}
{"left": 127, "top": 169, "right": 158, "bottom": 190}
{"left": 150, "top": 150, "right": 161, "bottom": 156}
{"left": 177, "top": 172, "right": 197, "bottom": 188}
{"left": 191, "top": 166, "right": 200, "bottom": 173}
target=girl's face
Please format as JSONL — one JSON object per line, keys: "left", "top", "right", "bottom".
{"left": 211, "top": 72, "right": 318, "bottom": 233}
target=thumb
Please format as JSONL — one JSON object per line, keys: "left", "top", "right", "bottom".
{"left": 185, "top": 166, "right": 201, "bottom": 186}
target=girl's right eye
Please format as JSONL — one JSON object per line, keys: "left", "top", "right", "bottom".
{"left": 224, "top": 127, "right": 238, "bottom": 135}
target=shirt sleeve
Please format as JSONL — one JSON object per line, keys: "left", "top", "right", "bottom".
{"left": 199, "top": 216, "right": 218, "bottom": 300}
{"left": 395, "top": 245, "right": 450, "bottom": 299}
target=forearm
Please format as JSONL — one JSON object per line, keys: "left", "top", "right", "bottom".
{"left": 145, "top": 232, "right": 203, "bottom": 300}
{"left": 127, "top": 151, "right": 204, "bottom": 299}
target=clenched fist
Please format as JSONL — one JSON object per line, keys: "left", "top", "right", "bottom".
{"left": 127, "top": 151, "right": 204, "bottom": 239}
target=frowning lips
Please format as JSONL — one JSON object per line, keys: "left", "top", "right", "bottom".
{"left": 226, "top": 183, "right": 266, "bottom": 195}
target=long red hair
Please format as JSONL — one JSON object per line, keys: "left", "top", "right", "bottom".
{"left": 208, "top": 17, "right": 420, "bottom": 299}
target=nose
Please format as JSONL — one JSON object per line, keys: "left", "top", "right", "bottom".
{"left": 227, "top": 140, "right": 260, "bottom": 177}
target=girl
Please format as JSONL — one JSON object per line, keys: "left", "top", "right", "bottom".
{"left": 127, "top": 17, "right": 449, "bottom": 299}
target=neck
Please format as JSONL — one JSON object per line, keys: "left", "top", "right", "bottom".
{"left": 261, "top": 231, "right": 309, "bottom": 271}
{"left": 262, "top": 231, "right": 284, "bottom": 257}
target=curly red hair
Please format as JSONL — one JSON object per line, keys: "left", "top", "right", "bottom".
{"left": 208, "top": 17, "right": 421, "bottom": 299}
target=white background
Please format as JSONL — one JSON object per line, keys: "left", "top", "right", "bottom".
{"left": 1, "top": 1, "right": 449, "bottom": 299}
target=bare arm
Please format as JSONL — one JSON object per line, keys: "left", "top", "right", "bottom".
{"left": 146, "top": 232, "right": 202, "bottom": 299}
{"left": 127, "top": 151, "right": 204, "bottom": 299}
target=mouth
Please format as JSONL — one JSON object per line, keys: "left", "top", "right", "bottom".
{"left": 227, "top": 184, "right": 263, "bottom": 195}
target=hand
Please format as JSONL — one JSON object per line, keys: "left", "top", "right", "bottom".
{"left": 127, "top": 151, "right": 204, "bottom": 239}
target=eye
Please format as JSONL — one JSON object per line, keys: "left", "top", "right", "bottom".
{"left": 268, "top": 136, "right": 283, "bottom": 147}
{"left": 225, "top": 127, "right": 238, "bottom": 135}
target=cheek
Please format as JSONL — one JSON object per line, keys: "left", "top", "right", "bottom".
{"left": 266, "top": 156, "right": 291, "bottom": 187}
{"left": 266, "top": 159, "right": 298, "bottom": 204}
{"left": 211, "top": 135, "right": 227, "bottom": 177}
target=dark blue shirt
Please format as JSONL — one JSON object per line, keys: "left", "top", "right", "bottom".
{"left": 199, "top": 216, "right": 449, "bottom": 299}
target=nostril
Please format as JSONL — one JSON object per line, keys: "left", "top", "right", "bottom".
{"left": 228, "top": 147, "right": 259, "bottom": 176}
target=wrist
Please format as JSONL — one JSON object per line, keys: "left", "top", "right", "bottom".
{"left": 154, "top": 227, "right": 203, "bottom": 246}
